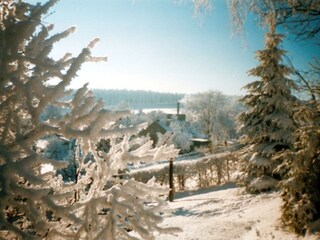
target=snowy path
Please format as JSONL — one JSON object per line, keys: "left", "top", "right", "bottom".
{"left": 157, "top": 183, "right": 313, "bottom": 240}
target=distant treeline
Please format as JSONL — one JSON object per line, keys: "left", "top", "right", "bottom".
{"left": 92, "top": 89, "right": 185, "bottom": 109}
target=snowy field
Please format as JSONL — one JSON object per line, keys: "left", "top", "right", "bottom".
{"left": 136, "top": 108, "right": 185, "bottom": 114}
{"left": 157, "top": 183, "right": 319, "bottom": 240}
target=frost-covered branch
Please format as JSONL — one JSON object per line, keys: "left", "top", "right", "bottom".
{"left": 0, "top": 1, "right": 179, "bottom": 239}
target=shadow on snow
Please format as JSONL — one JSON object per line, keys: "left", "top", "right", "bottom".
{"left": 174, "top": 182, "right": 237, "bottom": 200}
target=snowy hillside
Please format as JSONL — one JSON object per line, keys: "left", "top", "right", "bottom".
{"left": 157, "top": 183, "right": 319, "bottom": 240}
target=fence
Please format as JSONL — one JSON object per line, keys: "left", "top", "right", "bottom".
{"left": 129, "top": 151, "right": 239, "bottom": 192}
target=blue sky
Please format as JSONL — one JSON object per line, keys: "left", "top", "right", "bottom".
{"left": 27, "top": 0, "right": 317, "bottom": 95}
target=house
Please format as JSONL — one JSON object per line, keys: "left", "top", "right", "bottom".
{"left": 139, "top": 120, "right": 171, "bottom": 146}
{"left": 166, "top": 113, "right": 186, "bottom": 122}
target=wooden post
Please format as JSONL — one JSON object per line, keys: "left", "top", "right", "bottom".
{"left": 169, "top": 159, "right": 174, "bottom": 202}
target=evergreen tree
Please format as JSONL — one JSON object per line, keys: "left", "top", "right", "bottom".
{"left": 237, "top": 17, "right": 296, "bottom": 192}
{"left": 277, "top": 96, "right": 320, "bottom": 234}
{"left": 0, "top": 1, "right": 179, "bottom": 239}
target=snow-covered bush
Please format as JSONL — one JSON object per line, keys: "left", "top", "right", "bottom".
{"left": 237, "top": 17, "right": 296, "bottom": 192}
{"left": 168, "top": 121, "right": 192, "bottom": 153}
{"left": 170, "top": 133, "right": 191, "bottom": 153}
{"left": 0, "top": 1, "right": 179, "bottom": 239}
{"left": 130, "top": 152, "right": 239, "bottom": 191}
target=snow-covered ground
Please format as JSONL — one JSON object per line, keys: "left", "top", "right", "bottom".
{"left": 137, "top": 108, "right": 185, "bottom": 114}
{"left": 157, "top": 183, "right": 319, "bottom": 240}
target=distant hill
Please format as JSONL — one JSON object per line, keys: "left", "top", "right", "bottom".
{"left": 92, "top": 89, "right": 185, "bottom": 110}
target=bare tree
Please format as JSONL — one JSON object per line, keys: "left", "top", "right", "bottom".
{"left": 183, "top": 90, "right": 232, "bottom": 146}
{"left": 229, "top": 0, "right": 320, "bottom": 41}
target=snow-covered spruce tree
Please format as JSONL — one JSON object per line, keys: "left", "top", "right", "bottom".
{"left": 237, "top": 17, "right": 296, "bottom": 192}
{"left": 276, "top": 97, "right": 320, "bottom": 233}
{"left": 0, "top": 1, "right": 179, "bottom": 239}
